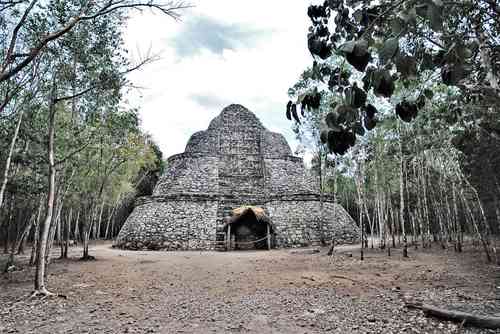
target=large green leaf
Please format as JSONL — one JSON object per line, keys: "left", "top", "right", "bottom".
{"left": 396, "top": 55, "right": 417, "bottom": 79}
{"left": 345, "top": 85, "right": 367, "bottom": 109}
{"left": 354, "top": 39, "right": 369, "bottom": 57}
{"left": 391, "top": 15, "right": 407, "bottom": 35}
{"left": 339, "top": 41, "right": 356, "bottom": 54}
{"left": 420, "top": 52, "right": 435, "bottom": 71}
{"left": 326, "top": 112, "right": 338, "bottom": 128}
{"left": 335, "top": 105, "right": 357, "bottom": 124}
{"left": 373, "top": 70, "right": 395, "bottom": 98}
{"left": 379, "top": 38, "right": 399, "bottom": 65}
{"left": 340, "top": 40, "right": 371, "bottom": 72}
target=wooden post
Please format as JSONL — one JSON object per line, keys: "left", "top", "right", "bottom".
{"left": 267, "top": 224, "right": 271, "bottom": 250}
{"left": 227, "top": 224, "right": 231, "bottom": 251}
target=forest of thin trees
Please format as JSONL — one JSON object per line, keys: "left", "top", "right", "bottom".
{"left": 289, "top": 0, "right": 500, "bottom": 263}
{"left": 0, "top": 0, "right": 188, "bottom": 296}
{"left": 292, "top": 75, "right": 500, "bottom": 264}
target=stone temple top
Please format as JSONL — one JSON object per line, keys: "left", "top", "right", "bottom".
{"left": 153, "top": 104, "right": 316, "bottom": 199}
{"left": 185, "top": 104, "right": 292, "bottom": 157}
{"left": 115, "top": 104, "right": 358, "bottom": 251}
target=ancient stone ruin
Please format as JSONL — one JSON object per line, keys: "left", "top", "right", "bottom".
{"left": 115, "top": 104, "right": 358, "bottom": 250}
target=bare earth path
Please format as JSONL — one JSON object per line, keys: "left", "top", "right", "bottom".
{"left": 1, "top": 243, "right": 499, "bottom": 333}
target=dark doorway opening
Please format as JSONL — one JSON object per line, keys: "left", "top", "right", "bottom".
{"left": 225, "top": 208, "right": 274, "bottom": 250}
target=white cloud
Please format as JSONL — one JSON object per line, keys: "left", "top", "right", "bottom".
{"left": 168, "top": 15, "right": 269, "bottom": 58}
{"left": 124, "top": 0, "right": 313, "bottom": 158}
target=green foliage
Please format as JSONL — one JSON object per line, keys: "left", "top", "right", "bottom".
{"left": 290, "top": 0, "right": 499, "bottom": 156}
{"left": 0, "top": 0, "right": 171, "bottom": 241}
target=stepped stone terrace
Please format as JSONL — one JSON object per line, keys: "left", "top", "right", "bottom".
{"left": 115, "top": 104, "right": 358, "bottom": 251}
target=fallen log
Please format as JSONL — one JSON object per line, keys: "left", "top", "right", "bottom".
{"left": 405, "top": 302, "right": 500, "bottom": 329}
{"left": 289, "top": 248, "right": 320, "bottom": 255}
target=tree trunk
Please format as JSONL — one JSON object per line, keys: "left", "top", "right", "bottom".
{"left": 421, "top": 163, "right": 432, "bottom": 248}
{"left": 74, "top": 209, "right": 80, "bottom": 243}
{"left": 45, "top": 199, "right": 62, "bottom": 268}
{"left": 0, "top": 108, "right": 24, "bottom": 211}
{"left": 327, "top": 158, "right": 337, "bottom": 256}
{"left": 96, "top": 199, "right": 105, "bottom": 240}
{"left": 461, "top": 188, "right": 491, "bottom": 262}
{"left": 104, "top": 197, "right": 120, "bottom": 240}
{"left": 389, "top": 199, "right": 396, "bottom": 250}
{"left": 356, "top": 156, "right": 365, "bottom": 261}
{"left": 34, "top": 94, "right": 57, "bottom": 295}
{"left": 398, "top": 121, "right": 408, "bottom": 257}
{"left": 5, "top": 211, "right": 33, "bottom": 270}
{"left": 104, "top": 204, "right": 114, "bottom": 240}
{"left": 3, "top": 195, "right": 14, "bottom": 253}
{"left": 406, "top": 302, "right": 500, "bottom": 329}
{"left": 468, "top": 181, "right": 497, "bottom": 263}
{"left": 451, "top": 181, "right": 461, "bottom": 252}
{"left": 29, "top": 197, "right": 44, "bottom": 266}
{"left": 63, "top": 207, "right": 72, "bottom": 259}
{"left": 14, "top": 212, "right": 34, "bottom": 255}
{"left": 415, "top": 158, "right": 426, "bottom": 248}
{"left": 58, "top": 210, "right": 63, "bottom": 257}
{"left": 475, "top": 23, "right": 499, "bottom": 90}
{"left": 82, "top": 205, "right": 96, "bottom": 260}
{"left": 318, "top": 149, "right": 325, "bottom": 245}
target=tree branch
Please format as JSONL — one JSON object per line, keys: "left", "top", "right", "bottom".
{"left": 54, "top": 86, "right": 94, "bottom": 103}
{"left": 360, "top": 0, "right": 406, "bottom": 40}
{"left": 0, "top": 15, "right": 82, "bottom": 83}
{"left": 0, "top": 1, "right": 190, "bottom": 84}
{"left": 0, "top": 0, "right": 27, "bottom": 13}
{"left": 1, "top": 0, "right": 38, "bottom": 73}
{"left": 55, "top": 142, "right": 92, "bottom": 166}
{"left": 80, "top": 1, "right": 192, "bottom": 21}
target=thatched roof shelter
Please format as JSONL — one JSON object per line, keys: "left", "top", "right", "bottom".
{"left": 225, "top": 206, "right": 271, "bottom": 225}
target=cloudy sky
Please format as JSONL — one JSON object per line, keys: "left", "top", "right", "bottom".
{"left": 124, "top": 1, "right": 312, "bottom": 159}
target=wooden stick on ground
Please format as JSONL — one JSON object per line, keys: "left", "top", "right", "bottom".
{"left": 405, "top": 302, "right": 500, "bottom": 329}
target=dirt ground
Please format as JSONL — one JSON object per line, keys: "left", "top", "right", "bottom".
{"left": 1, "top": 243, "right": 499, "bottom": 334}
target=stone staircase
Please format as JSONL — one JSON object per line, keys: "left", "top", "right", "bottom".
{"left": 215, "top": 205, "right": 233, "bottom": 251}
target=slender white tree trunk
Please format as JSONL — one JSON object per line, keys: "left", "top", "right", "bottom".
{"left": 34, "top": 95, "right": 57, "bottom": 295}
{"left": 29, "top": 196, "right": 44, "bottom": 266}
{"left": 398, "top": 121, "right": 408, "bottom": 257}
{"left": 0, "top": 108, "right": 24, "bottom": 211}
{"left": 74, "top": 209, "right": 80, "bottom": 243}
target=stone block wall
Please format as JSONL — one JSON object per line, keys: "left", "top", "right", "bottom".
{"left": 115, "top": 199, "right": 218, "bottom": 250}
{"left": 116, "top": 195, "right": 358, "bottom": 250}
{"left": 261, "top": 132, "right": 292, "bottom": 158}
{"left": 153, "top": 154, "right": 219, "bottom": 196}
{"left": 184, "top": 131, "right": 216, "bottom": 153}
{"left": 322, "top": 202, "right": 360, "bottom": 244}
{"left": 266, "top": 200, "right": 320, "bottom": 246}
{"left": 266, "top": 199, "right": 359, "bottom": 247}
{"left": 264, "top": 158, "right": 318, "bottom": 195}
